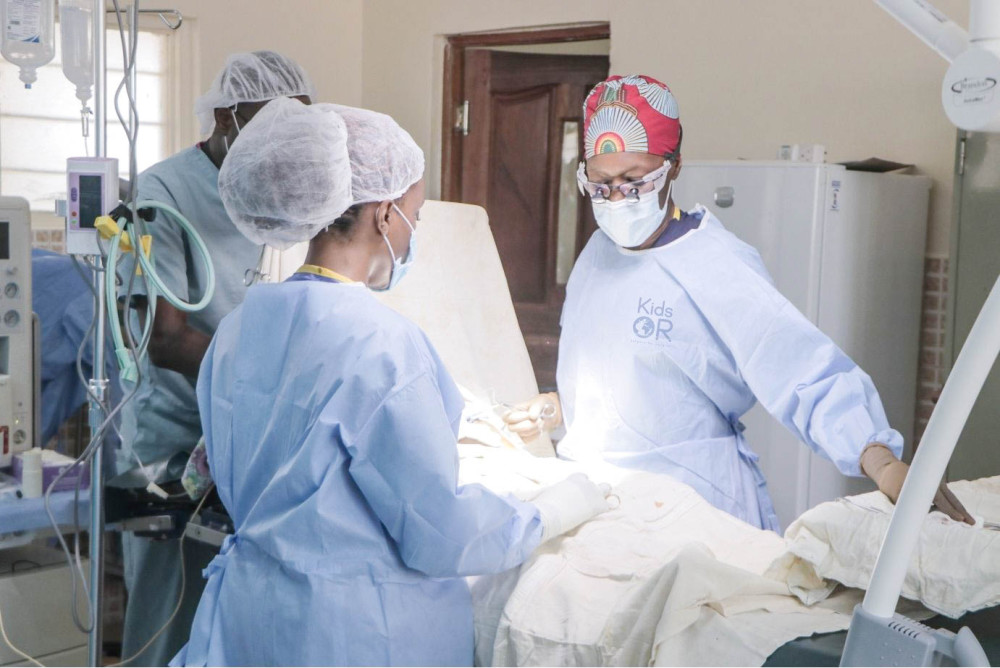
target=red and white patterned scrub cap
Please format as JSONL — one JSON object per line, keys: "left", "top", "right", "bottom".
{"left": 583, "top": 75, "right": 681, "bottom": 159}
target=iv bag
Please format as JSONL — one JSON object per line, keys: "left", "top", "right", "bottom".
{"left": 1, "top": 0, "right": 55, "bottom": 88}
{"left": 59, "top": 0, "right": 91, "bottom": 105}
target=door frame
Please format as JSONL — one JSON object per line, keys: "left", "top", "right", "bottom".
{"left": 441, "top": 22, "right": 611, "bottom": 201}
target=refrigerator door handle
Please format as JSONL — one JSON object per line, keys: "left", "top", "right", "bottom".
{"left": 714, "top": 186, "right": 735, "bottom": 208}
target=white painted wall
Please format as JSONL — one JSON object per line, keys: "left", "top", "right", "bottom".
{"left": 610, "top": 0, "right": 965, "bottom": 255}
{"left": 17, "top": 1, "right": 965, "bottom": 253}
{"left": 361, "top": 0, "right": 967, "bottom": 254}
{"left": 360, "top": 0, "right": 611, "bottom": 202}
{"left": 165, "top": 0, "right": 364, "bottom": 147}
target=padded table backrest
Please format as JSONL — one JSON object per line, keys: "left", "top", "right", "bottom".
{"left": 264, "top": 200, "right": 555, "bottom": 457}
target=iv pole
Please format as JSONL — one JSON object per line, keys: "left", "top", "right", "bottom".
{"left": 84, "top": 2, "right": 180, "bottom": 663}
{"left": 87, "top": 0, "right": 107, "bottom": 661}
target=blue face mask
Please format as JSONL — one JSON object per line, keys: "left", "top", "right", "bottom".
{"left": 374, "top": 203, "right": 416, "bottom": 291}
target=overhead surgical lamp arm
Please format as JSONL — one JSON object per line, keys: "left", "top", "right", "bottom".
{"left": 874, "top": 0, "right": 971, "bottom": 62}
{"left": 840, "top": 7, "right": 1000, "bottom": 664}
{"left": 856, "top": 0, "right": 1000, "bottom": 624}
{"left": 862, "top": 275, "right": 1000, "bottom": 619}
{"left": 841, "top": 277, "right": 999, "bottom": 666}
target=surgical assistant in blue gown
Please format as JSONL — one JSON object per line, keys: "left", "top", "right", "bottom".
{"left": 556, "top": 206, "right": 904, "bottom": 531}
{"left": 173, "top": 272, "right": 544, "bottom": 666}
{"left": 32, "top": 249, "right": 120, "bottom": 445}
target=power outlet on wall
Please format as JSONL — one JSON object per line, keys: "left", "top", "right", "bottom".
{"left": 778, "top": 143, "right": 826, "bottom": 163}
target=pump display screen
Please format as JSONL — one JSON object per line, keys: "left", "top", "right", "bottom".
{"left": 79, "top": 175, "right": 102, "bottom": 229}
{"left": 0, "top": 222, "right": 8, "bottom": 260}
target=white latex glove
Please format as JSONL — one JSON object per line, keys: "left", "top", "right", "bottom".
{"left": 503, "top": 392, "right": 562, "bottom": 442}
{"left": 532, "top": 473, "right": 612, "bottom": 543}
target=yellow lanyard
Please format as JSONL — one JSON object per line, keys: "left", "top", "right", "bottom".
{"left": 295, "top": 264, "right": 355, "bottom": 284}
{"left": 671, "top": 206, "right": 682, "bottom": 221}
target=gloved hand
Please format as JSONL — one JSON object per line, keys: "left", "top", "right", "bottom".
{"left": 182, "top": 436, "right": 214, "bottom": 501}
{"left": 531, "top": 473, "right": 612, "bottom": 543}
{"left": 860, "top": 443, "right": 974, "bottom": 524}
{"left": 502, "top": 392, "right": 562, "bottom": 442}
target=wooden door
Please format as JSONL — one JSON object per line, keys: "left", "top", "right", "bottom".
{"left": 454, "top": 50, "right": 607, "bottom": 390}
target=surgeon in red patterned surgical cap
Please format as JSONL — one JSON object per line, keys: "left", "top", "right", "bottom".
{"left": 577, "top": 74, "right": 684, "bottom": 250}
{"left": 504, "top": 74, "right": 973, "bottom": 532}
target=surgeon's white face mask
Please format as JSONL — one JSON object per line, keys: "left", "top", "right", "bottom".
{"left": 591, "top": 178, "right": 674, "bottom": 248}
{"left": 373, "top": 203, "right": 417, "bottom": 291}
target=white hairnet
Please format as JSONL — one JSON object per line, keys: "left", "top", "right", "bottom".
{"left": 331, "top": 104, "right": 425, "bottom": 205}
{"left": 218, "top": 98, "right": 352, "bottom": 251}
{"left": 195, "top": 50, "right": 315, "bottom": 136}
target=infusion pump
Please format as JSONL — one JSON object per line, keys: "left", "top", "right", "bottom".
{"left": 0, "top": 198, "right": 33, "bottom": 468}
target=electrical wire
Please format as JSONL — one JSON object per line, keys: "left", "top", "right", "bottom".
{"left": 43, "top": 0, "right": 216, "bottom": 654}
{"left": 44, "top": 343, "right": 145, "bottom": 634}
{"left": 64, "top": 257, "right": 135, "bottom": 632}
{"left": 70, "top": 256, "right": 98, "bottom": 299}
{"left": 9, "top": 560, "right": 43, "bottom": 572}
{"left": 0, "top": 601, "right": 43, "bottom": 667}
{"left": 56, "top": 282, "right": 100, "bottom": 633}
{"left": 51, "top": 240, "right": 152, "bottom": 632}
{"left": 109, "top": 485, "right": 215, "bottom": 667}
{"left": 43, "top": 0, "right": 150, "bottom": 636}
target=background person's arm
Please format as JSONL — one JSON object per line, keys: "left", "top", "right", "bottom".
{"left": 148, "top": 298, "right": 213, "bottom": 377}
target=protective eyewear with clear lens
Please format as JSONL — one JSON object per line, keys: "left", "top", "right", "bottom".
{"left": 576, "top": 160, "right": 670, "bottom": 203}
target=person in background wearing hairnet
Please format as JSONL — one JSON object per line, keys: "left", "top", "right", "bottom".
{"left": 504, "top": 75, "right": 972, "bottom": 532}
{"left": 168, "top": 98, "right": 610, "bottom": 667}
{"left": 117, "top": 51, "right": 314, "bottom": 665}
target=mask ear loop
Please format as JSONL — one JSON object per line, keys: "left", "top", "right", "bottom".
{"left": 380, "top": 204, "right": 399, "bottom": 265}
{"left": 222, "top": 108, "right": 242, "bottom": 157}
{"left": 391, "top": 203, "right": 415, "bottom": 234}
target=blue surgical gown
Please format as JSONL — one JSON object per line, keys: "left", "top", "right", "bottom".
{"left": 173, "top": 277, "right": 543, "bottom": 666}
{"left": 556, "top": 205, "right": 903, "bottom": 531}
{"left": 32, "top": 249, "right": 120, "bottom": 446}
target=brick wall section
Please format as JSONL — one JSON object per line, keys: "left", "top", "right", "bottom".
{"left": 915, "top": 256, "right": 949, "bottom": 446}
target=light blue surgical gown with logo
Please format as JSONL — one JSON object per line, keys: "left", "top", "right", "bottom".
{"left": 172, "top": 275, "right": 543, "bottom": 667}
{"left": 556, "top": 205, "right": 903, "bottom": 531}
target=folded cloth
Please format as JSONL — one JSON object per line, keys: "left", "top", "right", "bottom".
{"left": 769, "top": 476, "right": 1000, "bottom": 619}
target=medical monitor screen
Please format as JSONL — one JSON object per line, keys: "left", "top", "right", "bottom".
{"left": 0, "top": 222, "right": 8, "bottom": 260}
{"left": 79, "top": 175, "right": 102, "bottom": 229}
